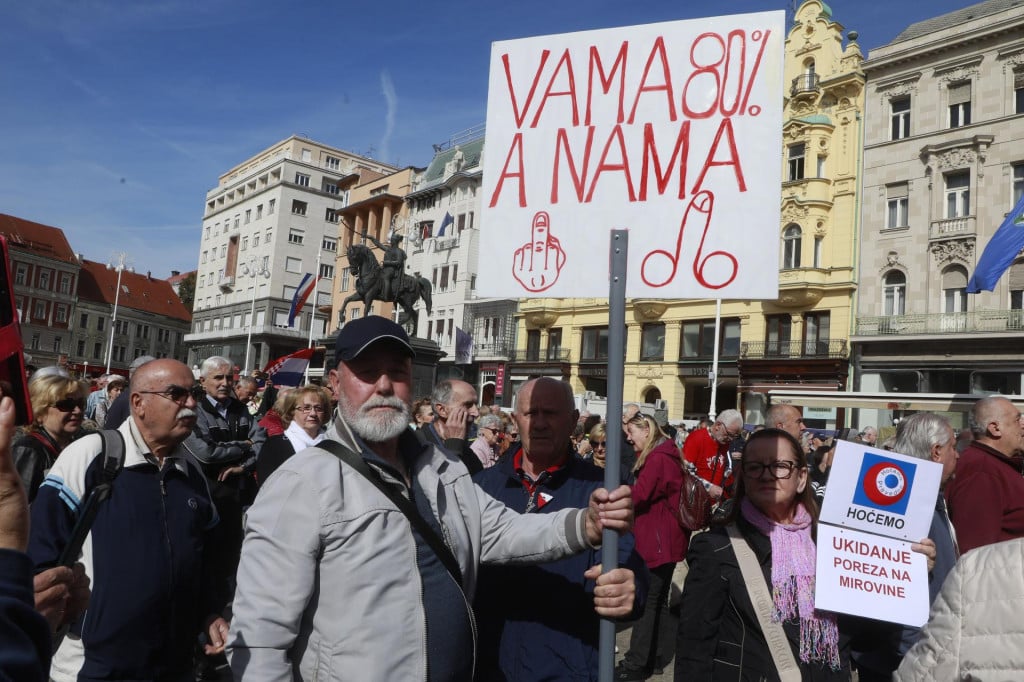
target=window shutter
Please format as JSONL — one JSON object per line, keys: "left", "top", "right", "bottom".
{"left": 1008, "top": 262, "right": 1024, "bottom": 290}
{"left": 942, "top": 268, "right": 967, "bottom": 290}
{"left": 948, "top": 81, "right": 971, "bottom": 104}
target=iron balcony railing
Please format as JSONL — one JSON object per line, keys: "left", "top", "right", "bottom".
{"left": 512, "top": 348, "right": 572, "bottom": 362}
{"left": 856, "top": 310, "right": 1024, "bottom": 336}
{"left": 790, "top": 73, "right": 820, "bottom": 96}
{"left": 740, "top": 339, "right": 848, "bottom": 359}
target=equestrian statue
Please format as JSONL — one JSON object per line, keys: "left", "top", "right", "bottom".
{"left": 339, "top": 236, "right": 432, "bottom": 334}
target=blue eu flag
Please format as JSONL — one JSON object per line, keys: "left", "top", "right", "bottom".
{"left": 967, "top": 192, "right": 1024, "bottom": 293}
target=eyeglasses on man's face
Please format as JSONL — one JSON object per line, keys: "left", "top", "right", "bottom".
{"left": 715, "top": 421, "right": 741, "bottom": 439}
{"left": 296, "top": 404, "right": 326, "bottom": 414}
{"left": 742, "top": 460, "right": 800, "bottom": 480}
{"left": 137, "top": 385, "right": 192, "bottom": 405}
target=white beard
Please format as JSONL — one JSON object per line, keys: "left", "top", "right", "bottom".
{"left": 339, "top": 393, "right": 411, "bottom": 443}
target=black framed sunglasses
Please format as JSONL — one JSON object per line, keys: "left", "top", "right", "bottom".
{"left": 53, "top": 397, "right": 86, "bottom": 413}
{"left": 742, "top": 460, "right": 800, "bottom": 480}
{"left": 589, "top": 440, "right": 607, "bottom": 448}
{"left": 137, "top": 384, "right": 192, "bottom": 405}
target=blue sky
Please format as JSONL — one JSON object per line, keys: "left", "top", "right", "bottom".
{"left": 0, "top": 0, "right": 974, "bottom": 278}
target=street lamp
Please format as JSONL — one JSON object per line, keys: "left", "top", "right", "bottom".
{"left": 104, "top": 252, "right": 130, "bottom": 373}
{"left": 241, "top": 257, "right": 271, "bottom": 373}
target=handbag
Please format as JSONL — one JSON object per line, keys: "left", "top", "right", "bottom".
{"left": 727, "top": 525, "right": 802, "bottom": 682}
{"left": 677, "top": 469, "right": 712, "bottom": 531}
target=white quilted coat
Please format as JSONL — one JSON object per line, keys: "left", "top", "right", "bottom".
{"left": 896, "top": 537, "right": 1024, "bottom": 681}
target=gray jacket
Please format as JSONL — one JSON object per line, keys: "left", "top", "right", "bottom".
{"left": 227, "top": 414, "right": 592, "bottom": 682}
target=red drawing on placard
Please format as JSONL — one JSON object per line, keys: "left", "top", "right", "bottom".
{"left": 512, "top": 211, "right": 566, "bottom": 292}
{"left": 640, "top": 190, "right": 738, "bottom": 290}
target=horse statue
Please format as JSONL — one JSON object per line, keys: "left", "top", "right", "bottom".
{"left": 339, "top": 244, "right": 432, "bottom": 334}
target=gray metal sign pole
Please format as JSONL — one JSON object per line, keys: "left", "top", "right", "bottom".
{"left": 599, "top": 229, "right": 628, "bottom": 682}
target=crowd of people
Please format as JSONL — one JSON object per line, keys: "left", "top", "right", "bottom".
{"left": 0, "top": 315, "right": 1021, "bottom": 680}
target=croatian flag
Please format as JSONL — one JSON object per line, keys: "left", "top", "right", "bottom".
{"left": 967, "top": 191, "right": 1024, "bottom": 293}
{"left": 288, "top": 273, "right": 318, "bottom": 327}
{"left": 437, "top": 212, "right": 454, "bottom": 237}
{"left": 262, "top": 347, "right": 319, "bottom": 387}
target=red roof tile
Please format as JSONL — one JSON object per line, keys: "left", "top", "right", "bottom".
{"left": 78, "top": 260, "right": 192, "bottom": 323}
{"left": 0, "top": 214, "right": 77, "bottom": 263}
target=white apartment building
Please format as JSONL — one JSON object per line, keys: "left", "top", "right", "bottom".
{"left": 404, "top": 128, "right": 517, "bottom": 402}
{"left": 185, "top": 136, "right": 395, "bottom": 371}
{"left": 854, "top": 0, "right": 1024, "bottom": 429}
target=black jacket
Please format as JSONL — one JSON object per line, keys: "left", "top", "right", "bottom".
{"left": 675, "top": 517, "right": 856, "bottom": 681}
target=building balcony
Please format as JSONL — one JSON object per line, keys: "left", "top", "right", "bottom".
{"left": 184, "top": 324, "right": 310, "bottom": 344}
{"left": 512, "top": 348, "right": 571, "bottom": 363}
{"left": 472, "top": 340, "right": 512, "bottom": 358}
{"left": 929, "top": 216, "right": 975, "bottom": 241}
{"left": 218, "top": 274, "right": 235, "bottom": 290}
{"left": 740, "top": 339, "right": 848, "bottom": 359}
{"left": 790, "top": 73, "right": 820, "bottom": 98}
{"left": 856, "top": 310, "right": 1024, "bottom": 336}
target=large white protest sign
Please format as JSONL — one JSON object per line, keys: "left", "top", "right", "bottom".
{"left": 819, "top": 440, "right": 942, "bottom": 542}
{"left": 815, "top": 525, "right": 930, "bottom": 627}
{"left": 479, "top": 11, "right": 784, "bottom": 298}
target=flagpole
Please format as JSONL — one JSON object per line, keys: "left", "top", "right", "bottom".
{"left": 305, "top": 251, "right": 321, "bottom": 384}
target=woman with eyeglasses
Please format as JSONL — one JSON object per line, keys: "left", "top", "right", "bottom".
{"left": 12, "top": 371, "right": 87, "bottom": 502}
{"left": 255, "top": 385, "right": 331, "bottom": 486}
{"left": 615, "top": 413, "right": 687, "bottom": 681}
{"left": 675, "top": 429, "right": 936, "bottom": 681}
{"left": 586, "top": 423, "right": 635, "bottom": 486}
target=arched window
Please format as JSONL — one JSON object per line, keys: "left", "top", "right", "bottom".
{"left": 883, "top": 271, "right": 906, "bottom": 316}
{"left": 942, "top": 266, "right": 968, "bottom": 313}
{"left": 782, "top": 225, "right": 802, "bottom": 269}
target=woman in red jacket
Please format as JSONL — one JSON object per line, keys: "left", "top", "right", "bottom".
{"left": 615, "top": 413, "right": 688, "bottom": 681}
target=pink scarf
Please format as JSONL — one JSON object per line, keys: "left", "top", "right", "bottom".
{"left": 741, "top": 497, "right": 840, "bottom": 670}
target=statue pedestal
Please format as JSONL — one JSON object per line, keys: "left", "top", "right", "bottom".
{"left": 409, "top": 337, "right": 444, "bottom": 400}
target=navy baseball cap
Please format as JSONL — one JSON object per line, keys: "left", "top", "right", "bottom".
{"left": 335, "top": 316, "right": 415, "bottom": 363}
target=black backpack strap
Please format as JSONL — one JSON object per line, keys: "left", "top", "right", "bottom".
{"left": 57, "top": 430, "right": 125, "bottom": 567}
{"left": 318, "top": 439, "right": 463, "bottom": 587}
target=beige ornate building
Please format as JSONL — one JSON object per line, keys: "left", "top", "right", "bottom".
{"left": 854, "top": 0, "right": 1024, "bottom": 429}
{"left": 509, "top": 0, "right": 864, "bottom": 425}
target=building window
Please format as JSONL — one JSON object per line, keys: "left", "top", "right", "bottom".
{"left": 890, "top": 97, "right": 910, "bottom": 140}
{"left": 52, "top": 337, "right": 62, "bottom": 353}
{"left": 38, "top": 269, "right": 51, "bottom": 291}
{"left": 268, "top": 199, "right": 276, "bottom": 215}
{"left": 765, "top": 315, "right": 792, "bottom": 356}
{"left": 580, "top": 327, "right": 609, "bottom": 361}
{"left": 93, "top": 342, "right": 102, "bottom": 359}
{"left": 325, "top": 208, "right": 339, "bottom": 223}
{"left": 292, "top": 200, "right": 307, "bottom": 216}
{"left": 546, "top": 328, "right": 563, "bottom": 360}
{"left": 245, "top": 209, "right": 251, "bottom": 224}
{"left": 55, "top": 305, "right": 67, "bottom": 324}
{"left": 79, "top": 312, "right": 88, "bottom": 328}
{"left": 887, "top": 189, "right": 909, "bottom": 229}
{"left": 948, "top": 81, "right": 971, "bottom": 128}
{"left": 787, "top": 143, "right": 805, "bottom": 181}
{"left": 680, "top": 318, "right": 740, "bottom": 358}
{"left": 884, "top": 271, "right": 907, "bottom": 316}
{"left": 945, "top": 171, "right": 970, "bottom": 218}
{"left": 323, "top": 237, "right": 337, "bottom": 252}
{"left": 288, "top": 229, "right": 305, "bottom": 245}
{"left": 295, "top": 173, "right": 310, "bottom": 187}
{"left": 803, "top": 311, "right": 830, "bottom": 355}
{"left": 942, "top": 266, "right": 968, "bottom": 313}
{"left": 253, "top": 233, "right": 260, "bottom": 248}
{"left": 14, "top": 264, "right": 26, "bottom": 286}
{"left": 325, "top": 155, "right": 340, "bottom": 170}
{"left": 1010, "top": 261, "right": 1024, "bottom": 312}
{"left": 457, "top": 213, "right": 467, "bottom": 233}
{"left": 76, "top": 339, "right": 85, "bottom": 356}
{"left": 59, "top": 273, "right": 72, "bottom": 295}
{"left": 33, "top": 301, "right": 46, "bottom": 320}
{"left": 640, "top": 323, "right": 666, "bottom": 361}
{"left": 813, "top": 236, "right": 823, "bottom": 268}
{"left": 525, "top": 329, "right": 541, "bottom": 360}
{"left": 97, "top": 317, "right": 104, "bottom": 332}
{"left": 319, "top": 264, "right": 335, "bottom": 279}
{"left": 782, "top": 225, "right": 801, "bottom": 269}
{"left": 30, "top": 334, "right": 39, "bottom": 350}
{"left": 1014, "top": 163, "right": 1024, "bottom": 206}
{"left": 256, "top": 204, "right": 263, "bottom": 219}
{"left": 285, "top": 257, "right": 302, "bottom": 273}
{"left": 340, "top": 267, "right": 350, "bottom": 291}
{"left": 323, "top": 181, "right": 340, "bottom": 195}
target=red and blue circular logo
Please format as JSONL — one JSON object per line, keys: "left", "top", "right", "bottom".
{"left": 861, "top": 462, "right": 908, "bottom": 506}
{"left": 852, "top": 453, "right": 917, "bottom": 515}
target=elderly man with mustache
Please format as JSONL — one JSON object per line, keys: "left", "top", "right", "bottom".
{"left": 227, "top": 316, "right": 635, "bottom": 682}
{"left": 27, "top": 359, "right": 229, "bottom": 682}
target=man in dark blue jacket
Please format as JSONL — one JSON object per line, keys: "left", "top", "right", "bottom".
{"left": 473, "top": 377, "right": 647, "bottom": 681}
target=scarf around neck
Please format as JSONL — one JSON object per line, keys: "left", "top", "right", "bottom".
{"left": 284, "top": 419, "right": 326, "bottom": 454}
{"left": 740, "top": 497, "right": 840, "bottom": 670}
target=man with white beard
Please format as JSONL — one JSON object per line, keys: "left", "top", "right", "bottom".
{"left": 227, "top": 316, "right": 635, "bottom": 682}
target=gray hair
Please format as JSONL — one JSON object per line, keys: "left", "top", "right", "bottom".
{"left": 717, "top": 409, "right": 743, "bottom": 429}
{"left": 478, "top": 414, "right": 503, "bottom": 431}
{"left": 430, "top": 379, "right": 458, "bottom": 414}
{"left": 892, "top": 412, "right": 952, "bottom": 460}
{"left": 969, "top": 396, "right": 1013, "bottom": 437}
{"left": 200, "top": 356, "right": 232, "bottom": 377}
{"left": 236, "top": 376, "right": 258, "bottom": 391}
